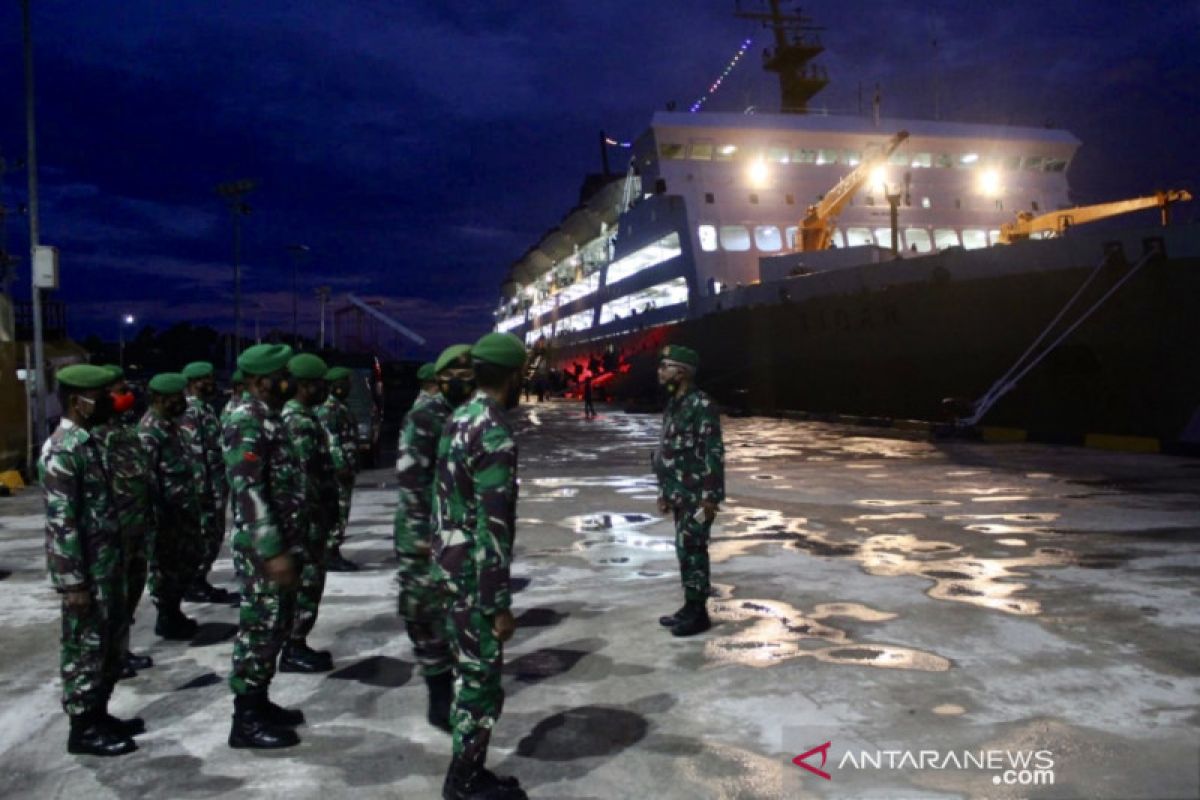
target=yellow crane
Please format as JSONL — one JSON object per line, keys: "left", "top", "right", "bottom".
{"left": 998, "top": 189, "right": 1192, "bottom": 244}
{"left": 795, "top": 129, "right": 909, "bottom": 252}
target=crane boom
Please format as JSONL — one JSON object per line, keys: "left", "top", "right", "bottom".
{"left": 796, "top": 129, "right": 909, "bottom": 252}
{"left": 998, "top": 189, "right": 1192, "bottom": 244}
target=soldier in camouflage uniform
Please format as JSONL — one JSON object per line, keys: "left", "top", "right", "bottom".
{"left": 139, "top": 373, "right": 204, "bottom": 641}
{"left": 224, "top": 343, "right": 306, "bottom": 750}
{"left": 319, "top": 366, "right": 360, "bottom": 571}
{"left": 653, "top": 345, "right": 725, "bottom": 637}
{"left": 40, "top": 364, "right": 141, "bottom": 756}
{"left": 278, "top": 353, "right": 339, "bottom": 674}
{"left": 395, "top": 349, "right": 472, "bottom": 733}
{"left": 432, "top": 332, "right": 528, "bottom": 800}
{"left": 221, "top": 368, "right": 247, "bottom": 429}
{"left": 94, "top": 365, "right": 154, "bottom": 674}
{"left": 180, "top": 361, "right": 236, "bottom": 604}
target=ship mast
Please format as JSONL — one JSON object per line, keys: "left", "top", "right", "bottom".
{"left": 734, "top": 0, "right": 828, "bottom": 114}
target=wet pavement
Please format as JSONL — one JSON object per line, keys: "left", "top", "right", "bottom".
{"left": 0, "top": 400, "right": 1198, "bottom": 799}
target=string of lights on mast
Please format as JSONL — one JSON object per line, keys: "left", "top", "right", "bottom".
{"left": 690, "top": 37, "right": 754, "bottom": 113}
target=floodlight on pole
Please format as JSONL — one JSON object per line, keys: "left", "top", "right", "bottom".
{"left": 286, "top": 243, "right": 309, "bottom": 348}
{"left": 21, "top": 0, "right": 47, "bottom": 456}
{"left": 119, "top": 313, "right": 135, "bottom": 369}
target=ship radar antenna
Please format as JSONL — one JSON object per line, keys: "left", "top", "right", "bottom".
{"left": 734, "top": 0, "right": 828, "bottom": 114}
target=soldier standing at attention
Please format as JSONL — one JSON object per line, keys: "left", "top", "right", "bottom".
{"left": 139, "top": 373, "right": 203, "bottom": 641}
{"left": 95, "top": 365, "right": 154, "bottom": 675}
{"left": 394, "top": 348, "right": 472, "bottom": 732}
{"left": 653, "top": 345, "right": 725, "bottom": 637}
{"left": 224, "top": 343, "right": 306, "bottom": 749}
{"left": 180, "top": 361, "right": 236, "bottom": 604}
{"left": 40, "top": 364, "right": 142, "bottom": 756}
{"left": 279, "top": 353, "right": 338, "bottom": 674}
{"left": 432, "top": 332, "right": 528, "bottom": 800}
{"left": 319, "top": 366, "right": 360, "bottom": 572}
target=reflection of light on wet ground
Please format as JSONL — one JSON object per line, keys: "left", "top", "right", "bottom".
{"left": 704, "top": 585, "right": 950, "bottom": 672}
{"left": 963, "top": 523, "right": 1046, "bottom": 535}
{"left": 933, "top": 704, "right": 966, "bottom": 715}
{"left": 845, "top": 512, "right": 927, "bottom": 522}
{"left": 997, "top": 539, "right": 1028, "bottom": 547}
{"left": 937, "top": 486, "right": 1027, "bottom": 496}
{"left": 857, "top": 499, "right": 961, "bottom": 507}
{"left": 970, "top": 495, "right": 1031, "bottom": 503}
{"left": 562, "top": 511, "right": 657, "bottom": 534}
{"left": 945, "top": 512, "right": 1059, "bottom": 523}
{"left": 522, "top": 487, "right": 580, "bottom": 503}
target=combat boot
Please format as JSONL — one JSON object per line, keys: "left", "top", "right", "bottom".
{"left": 100, "top": 710, "right": 146, "bottom": 737}
{"left": 442, "top": 756, "right": 526, "bottom": 800}
{"left": 154, "top": 603, "right": 198, "bottom": 641}
{"left": 670, "top": 601, "right": 711, "bottom": 637}
{"left": 125, "top": 651, "right": 154, "bottom": 671}
{"left": 262, "top": 696, "right": 305, "bottom": 727}
{"left": 228, "top": 694, "right": 300, "bottom": 749}
{"left": 658, "top": 603, "right": 689, "bottom": 627}
{"left": 424, "top": 671, "right": 454, "bottom": 732}
{"left": 67, "top": 710, "right": 137, "bottom": 756}
{"left": 279, "top": 640, "right": 334, "bottom": 673}
{"left": 326, "top": 546, "right": 360, "bottom": 572}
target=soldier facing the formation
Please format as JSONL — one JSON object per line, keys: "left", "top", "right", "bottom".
{"left": 40, "top": 364, "right": 142, "bottom": 756}
{"left": 319, "top": 366, "right": 360, "bottom": 572}
{"left": 432, "top": 332, "right": 529, "bottom": 800}
{"left": 653, "top": 345, "right": 725, "bottom": 637}
{"left": 223, "top": 343, "right": 306, "bottom": 749}
{"left": 394, "top": 348, "right": 471, "bottom": 733}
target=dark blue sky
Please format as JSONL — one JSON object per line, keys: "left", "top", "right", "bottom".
{"left": 2, "top": 0, "right": 1197, "bottom": 358}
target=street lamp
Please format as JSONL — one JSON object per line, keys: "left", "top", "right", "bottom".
{"left": 286, "top": 243, "right": 309, "bottom": 348}
{"left": 216, "top": 179, "right": 256, "bottom": 364}
{"left": 118, "top": 313, "right": 135, "bottom": 369}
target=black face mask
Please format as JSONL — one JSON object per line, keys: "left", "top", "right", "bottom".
{"left": 81, "top": 393, "right": 115, "bottom": 426}
{"left": 166, "top": 397, "right": 188, "bottom": 418}
{"left": 442, "top": 377, "right": 475, "bottom": 407}
{"left": 271, "top": 376, "right": 295, "bottom": 404}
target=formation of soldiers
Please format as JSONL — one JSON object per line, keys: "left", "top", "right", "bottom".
{"left": 39, "top": 334, "right": 725, "bottom": 800}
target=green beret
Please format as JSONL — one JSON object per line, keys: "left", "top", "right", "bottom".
{"left": 238, "top": 343, "right": 294, "bottom": 376}
{"left": 231, "top": 369, "right": 244, "bottom": 383}
{"left": 434, "top": 344, "right": 472, "bottom": 374}
{"left": 181, "top": 361, "right": 214, "bottom": 380}
{"left": 660, "top": 344, "right": 699, "bottom": 370}
{"left": 471, "top": 332, "right": 526, "bottom": 369}
{"left": 324, "top": 366, "right": 352, "bottom": 382}
{"left": 101, "top": 363, "right": 124, "bottom": 381}
{"left": 148, "top": 372, "right": 187, "bottom": 395}
{"left": 57, "top": 364, "right": 114, "bottom": 390}
{"left": 288, "top": 353, "right": 329, "bottom": 380}
{"left": 417, "top": 363, "right": 437, "bottom": 382}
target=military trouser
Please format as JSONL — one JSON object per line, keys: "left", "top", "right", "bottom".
{"left": 60, "top": 581, "right": 125, "bottom": 716}
{"left": 397, "top": 554, "right": 453, "bottom": 677}
{"left": 291, "top": 524, "right": 329, "bottom": 641}
{"left": 198, "top": 501, "right": 226, "bottom": 577}
{"left": 121, "top": 523, "right": 151, "bottom": 655}
{"left": 230, "top": 545, "right": 296, "bottom": 695}
{"left": 672, "top": 506, "right": 712, "bottom": 604}
{"left": 332, "top": 477, "right": 354, "bottom": 547}
{"left": 447, "top": 600, "right": 504, "bottom": 768}
{"left": 149, "top": 514, "right": 204, "bottom": 607}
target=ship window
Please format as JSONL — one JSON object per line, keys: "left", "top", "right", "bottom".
{"left": 995, "top": 199, "right": 1004, "bottom": 210}
{"left": 905, "top": 228, "right": 933, "bottom": 253}
{"left": 988, "top": 229, "right": 1002, "bottom": 245}
{"left": 921, "top": 197, "right": 932, "bottom": 209}
{"left": 1044, "top": 157, "right": 1068, "bottom": 172}
{"left": 1024, "top": 156, "right": 1044, "bottom": 172}
{"left": 816, "top": 149, "right": 839, "bottom": 165}
{"left": 785, "top": 193, "right": 795, "bottom": 205}
{"left": 889, "top": 152, "right": 908, "bottom": 166}
{"left": 828, "top": 229, "right": 845, "bottom": 248}
{"left": 749, "top": 193, "right": 759, "bottom": 205}
{"left": 845, "top": 228, "right": 874, "bottom": 247}
{"left": 719, "top": 225, "right": 752, "bottom": 251}
{"left": 962, "top": 229, "right": 988, "bottom": 250}
{"left": 911, "top": 152, "right": 932, "bottom": 169}
{"left": 785, "top": 226, "right": 799, "bottom": 249}
{"left": 767, "top": 144, "right": 789, "bottom": 163}
{"left": 698, "top": 225, "right": 719, "bottom": 252}
{"left": 1031, "top": 201, "right": 1040, "bottom": 211}
{"left": 754, "top": 225, "right": 783, "bottom": 252}
{"left": 689, "top": 140, "right": 714, "bottom": 161}
{"left": 606, "top": 232, "right": 683, "bottom": 283}
{"left": 600, "top": 277, "right": 689, "bottom": 326}
{"left": 843, "top": 150, "right": 862, "bottom": 166}
{"left": 659, "top": 142, "right": 685, "bottom": 160}
{"left": 934, "top": 229, "right": 959, "bottom": 250}
{"left": 715, "top": 144, "right": 738, "bottom": 161}
{"left": 705, "top": 192, "right": 715, "bottom": 204}
{"left": 935, "top": 153, "right": 952, "bottom": 168}
{"left": 793, "top": 148, "right": 817, "bottom": 164}
{"left": 875, "top": 228, "right": 896, "bottom": 248}
{"left": 958, "top": 153, "right": 980, "bottom": 167}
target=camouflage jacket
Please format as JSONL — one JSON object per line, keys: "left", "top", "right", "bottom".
{"left": 139, "top": 408, "right": 202, "bottom": 526}
{"left": 317, "top": 395, "right": 358, "bottom": 474}
{"left": 654, "top": 387, "right": 725, "bottom": 508}
{"left": 39, "top": 419, "right": 121, "bottom": 592}
{"left": 281, "top": 399, "right": 339, "bottom": 537}
{"left": 220, "top": 391, "right": 250, "bottom": 431}
{"left": 431, "top": 390, "right": 518, "bottom": 615}
{"left": 179, "top": 394, "right": 226, "bottom": 509}
{"left": 223, "top": 396, "right": 304, "bottom": 560}
{"left": 95, "top": 414, "right": 151, "bottom": 534}
{"left": 394, "top": 390, "right": 452, "bottom": 557}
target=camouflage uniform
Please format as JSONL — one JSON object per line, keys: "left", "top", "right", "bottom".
{"left": 318, "top": 395, "right": 358, "bottom": 548}
{"left": 281, "top": 398, "right": 338, "bottom": 641}
{"left": 220, "top": 391, "right": 249, "bottom": 431}
{"left": 96, "top": 414, "right": 153, "bottom": 652}
{"left": 394, "top": 390, "right": 454, "bottom": 677}
{"left": 39, "top": 420, "right": 125, "bottom": 716}
{"left": 180, "top": 395, "right": 227, "bottom": 577}
{"left": 653, "top": 387, "right": 725, "bottom": 603}
{"left": 139, "top": 407, "right": 204, "bottom": 606}
{"left": 431, "top": 390, "right": 519, "bottom": 769}
{"left": 224, "top": 396, "right": 304, "bottom": 695}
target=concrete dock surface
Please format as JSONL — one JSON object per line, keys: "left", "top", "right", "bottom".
{"left": 0, "top": 401, "right": 1197, "bottom": 799}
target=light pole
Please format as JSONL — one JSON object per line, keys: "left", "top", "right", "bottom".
{"left": 118, "top": 313, "right": 135, "bottom": 369}
{"left": 314, "top": 285, "right": 331, "bottom": 349}
{"left": 216, "top": 179, "right": 256, "bottom": 364}
{"left": 21, "top": 0, "right": 47, "bottom": 450}
{"left": 286, "top": 244, "right": 309, "bottom": 348}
